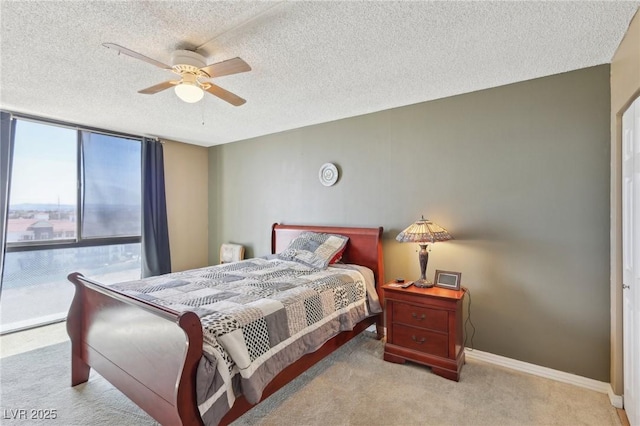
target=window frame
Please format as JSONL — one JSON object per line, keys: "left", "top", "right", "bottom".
{"left": 4, "top": 113, "right": 143, "bottom": 254}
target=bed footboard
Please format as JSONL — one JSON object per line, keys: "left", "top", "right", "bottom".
{"left": 66, "top": 272, "right": 204, "bottom": 426}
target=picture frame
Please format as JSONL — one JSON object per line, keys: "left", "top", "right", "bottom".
{"left": 434, "top": 270, "right": 462, "bottom": 290}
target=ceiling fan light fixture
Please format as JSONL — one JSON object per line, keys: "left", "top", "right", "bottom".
{"left": 104, "top": 44, "right": 250, "bottom": 106}
{"left": 174, "top": 81, "right": 204, "bottom": 103}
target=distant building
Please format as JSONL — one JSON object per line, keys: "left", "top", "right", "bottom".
{"left": 7, "top": 217, "right": 76, "bottom": 242}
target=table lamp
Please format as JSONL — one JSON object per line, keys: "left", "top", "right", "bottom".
{"left": 396, "top": 216, "right": 452, "bottom": 288}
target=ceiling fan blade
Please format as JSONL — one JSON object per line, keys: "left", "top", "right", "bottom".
{"left": 138, "top": 80, "right": 179, "bottom": 94}
{"left": 103, "top": 43, "right": 171, "bottom": 70}
{"left": 200, "top": 57, "right": 251, "bottom": 78}
{"left": 204, "top": 83, "right": 246, "bottom": 106}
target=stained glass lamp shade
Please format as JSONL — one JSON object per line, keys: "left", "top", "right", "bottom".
{"left": 396, "top": 216, "right": 452, "bottom": 288}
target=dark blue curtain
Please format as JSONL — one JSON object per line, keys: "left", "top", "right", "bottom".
{"left": 141, "top": 138, "right": 171, "bottom": 277}
{"left": 0, "top": 112, "right": 16, "bottom": 296}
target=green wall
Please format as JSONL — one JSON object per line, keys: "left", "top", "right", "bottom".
{"left": 208, "top": 65, "right": 611, "bottom": 381}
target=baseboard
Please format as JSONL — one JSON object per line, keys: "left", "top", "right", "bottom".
{"left": 0, "top": 313, "right": 66, "bottom": 335}
{"left": 608, "top": 387, "right": 624, "bottom": 409}
{"left": 465, "top": 348, "right": 623, "bottom": 408}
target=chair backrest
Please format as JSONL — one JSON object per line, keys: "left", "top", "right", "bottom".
{"left": 220, "top": 243, "right": 245, "bottom": 264}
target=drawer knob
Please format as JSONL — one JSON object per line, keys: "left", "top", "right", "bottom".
{"left": 411, "top": 335, "right": 426, "bottom": 344}
{"left": 411, "top": 312, "right": 426, "bottom": 321}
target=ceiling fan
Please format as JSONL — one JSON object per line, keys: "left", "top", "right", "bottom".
{"left": 103, "top": 43, "right": 251, "bottom": 106}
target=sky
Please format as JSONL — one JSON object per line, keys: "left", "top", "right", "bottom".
{"left": 9, "top": 119, "right": 141, "bottom": 208}
{"left": 10, "top": 120, "right": 77, "bottom": 205}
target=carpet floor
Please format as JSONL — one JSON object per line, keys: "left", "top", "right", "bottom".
{"left": 0, "top": 332, "right": 620, "bottom": 425}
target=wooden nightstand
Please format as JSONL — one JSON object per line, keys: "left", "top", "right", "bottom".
{"left": 383, "top": 282, "right": 466, "bottom": 381}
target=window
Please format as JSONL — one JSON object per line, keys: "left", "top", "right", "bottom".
{"left": 1, "top": 118, "right": 142, "bottom": 333}
{"left": 7, "top": 121, "right": 77, "bottom": 244}
{"left": 81, "top": 132, "right": 141, "bottom": 239}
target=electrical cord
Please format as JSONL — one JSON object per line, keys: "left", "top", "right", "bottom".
{"left": 462, "top": 286, "right": 476, "bottom": 350}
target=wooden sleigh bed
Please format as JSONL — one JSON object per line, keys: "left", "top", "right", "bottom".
{"left": 66, "top": 223, "right": 385, "bottom": 425}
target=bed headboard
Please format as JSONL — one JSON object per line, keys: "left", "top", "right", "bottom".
{"left": 271, "top": 223, "right": 385, "bottom": 285}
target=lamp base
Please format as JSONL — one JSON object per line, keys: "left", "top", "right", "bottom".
{"left": 413, "top": 279, "right": 434, "bottom": 288}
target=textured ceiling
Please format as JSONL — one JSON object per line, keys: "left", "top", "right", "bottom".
{"left": 1, "top": 1, "right": 638, "bottom": 147}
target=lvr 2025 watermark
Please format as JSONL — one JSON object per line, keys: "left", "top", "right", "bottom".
{"left": 2, "top": 409, "right": 57, "bottom": 420}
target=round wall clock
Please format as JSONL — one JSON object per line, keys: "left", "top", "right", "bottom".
{"left": 319, "top": 163, "right": 339, "bottom": 186}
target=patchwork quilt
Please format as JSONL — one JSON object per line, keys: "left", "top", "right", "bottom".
{"left": 112, "top": 257, "right": 381, "bottom": 425}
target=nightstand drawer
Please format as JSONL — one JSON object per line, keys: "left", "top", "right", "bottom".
{"left": 393, "top": 302, "right": 448, "bottom": 332}
{"left": 392, "top": 324, "right": 448, "bottom": 358}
